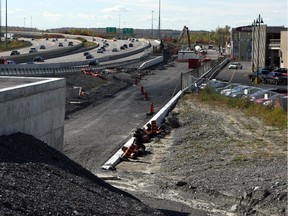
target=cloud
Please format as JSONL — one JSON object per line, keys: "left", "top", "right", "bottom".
{"left": 103, "top": 5, "right": 130, "bottom": 13}
{"left": 42, "top": 12, "right": 63, "bottom": 22}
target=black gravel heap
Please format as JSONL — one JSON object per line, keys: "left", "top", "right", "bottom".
{"left": 0, "top": 133, "right": 164, "bottom": 216}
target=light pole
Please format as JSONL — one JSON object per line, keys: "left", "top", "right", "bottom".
{"left": 158, "top": 0, "right": 161, "bottom": 40}
{"left": 151, "top": 10, "right": 154, "bottom": 39}
{"left": 5, "top": 0, "right": 7, "bottom": 48}
{"left": 0, "top": 0, "right": 2, "bottom": 43}
{"left": 254, "top": 14, "right": 264, "bottom": 84}
{"left": 251, "top": 19, "right": 256, "bottom": 72}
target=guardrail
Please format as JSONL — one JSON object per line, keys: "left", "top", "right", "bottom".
{"left": 0, "top": 42, "right": 152, "bottom": 76}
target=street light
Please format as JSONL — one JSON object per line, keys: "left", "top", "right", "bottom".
{"left": 151, "top": 10, "right": 154, "bottom": 39}
{"left": 158, "top": 0, "right": 161, "bottom": 40}
{"left": 252, "top": 14, "right": 264, "bottom": 84}
{"left": 5, "top": 0, "right": 7, "bottom": 48}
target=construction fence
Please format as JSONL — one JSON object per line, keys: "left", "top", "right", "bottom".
{"left": 180, "top": 56, "right": 228, "bottom": 90}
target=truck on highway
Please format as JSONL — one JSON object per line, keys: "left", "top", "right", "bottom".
{"left": 4, "top": 33, "right": 15, "bottom": 40}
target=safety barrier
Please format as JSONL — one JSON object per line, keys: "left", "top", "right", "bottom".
{"left": 0, "top": 41, "right": 152, "bottom": 77}
{"left": 101, "top": 90, "right": 183, "bottom": 170}
{"left": 138, "top": 56, "right": 164, "bottom": 70}
{"left": 101, "top": 57, "right": 231, "bottom": 170}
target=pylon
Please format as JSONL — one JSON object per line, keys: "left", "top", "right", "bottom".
{"left": 141, "top": 86, "right": 144, "bottom": 94}
{"left": 150, "top": 103, "right": 154, "bottom": 113}
{"left": 120, "top": 143, "right": 136, "bottom": 160}
{"left": 151, "top": 120, "right": 157, "bottom": 134}
{"left": 146, "top": 103, "right": 154, "bottom": 116}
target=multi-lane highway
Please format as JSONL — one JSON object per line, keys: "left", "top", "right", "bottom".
{"left": 0, "top": 37, "right": 81, "bottom": 57}
{"left": 0, "top": 34, "right": 151, "bottom": 65}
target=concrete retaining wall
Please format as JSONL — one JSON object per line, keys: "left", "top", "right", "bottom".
{"left": 0, "top": 76, "right": 66, "bottom": 151}
{"left": 138, "top": 56, "right": 164, "bottom": 70}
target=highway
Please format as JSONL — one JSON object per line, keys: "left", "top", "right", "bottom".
{"left": 45, "top": 37, "right": 150, "bottom": 64}
{"left": 0, "top": 37, "right": 81, "bottom": 57}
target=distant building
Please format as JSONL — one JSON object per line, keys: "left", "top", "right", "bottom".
{"left": 230, "top": 25, "right": 287, "bottom": 70}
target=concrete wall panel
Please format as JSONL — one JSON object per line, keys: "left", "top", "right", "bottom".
{"left": 0, "top": 77, "right": 66, "bottom": 151}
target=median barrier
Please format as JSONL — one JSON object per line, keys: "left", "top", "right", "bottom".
{"left": 138, "top": 56, "right": 164, "bottom": 70}
{"left": 101, "top": 90, "right": 183, "bottom": 170}
{"left": 0, "top": 40, "right": 152, "bottom": 77}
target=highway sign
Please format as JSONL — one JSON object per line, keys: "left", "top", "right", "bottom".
{"left": 106, "top": 27, "right": 117, "bottom": 33}
{"left": 123, "top": 28, "right": 133, "bottom": 34}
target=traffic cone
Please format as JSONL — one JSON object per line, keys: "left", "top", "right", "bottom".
{"left": 151, "top": 120, "right": 157, "bottom": 134}
{"left": 146, "top": 103, "right": 154, "bottom": 116}
{"left": 120, "top": 143, "right": 136, "bottom": 160}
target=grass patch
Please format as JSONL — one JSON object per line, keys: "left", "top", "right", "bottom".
{"left": 191, "top": 87, "right": 288, "bottom": 129}
{"left": 0, "top": 40, "right": 32, "bottom": 52}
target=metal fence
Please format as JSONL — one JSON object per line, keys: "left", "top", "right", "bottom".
{"left": 180, "top": 56, "right": 228, "bottom": 90}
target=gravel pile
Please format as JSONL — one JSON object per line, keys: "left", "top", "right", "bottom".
{"left": 153, "top": 95, "right": 287, "bottom": 215}
{"left": 0, "top": 133, "right": 165, "bottom": 216}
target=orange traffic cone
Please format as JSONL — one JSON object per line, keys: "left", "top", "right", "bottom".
{"left": 146, "top": 103, "right": 154, "bottom": 117}
{"left": 151, "top": 120, "right": 157, "bottom": 134}
{"left": 121, "top": 144, "right": 136, "bottom": 160}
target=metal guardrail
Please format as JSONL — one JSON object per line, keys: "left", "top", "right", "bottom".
{"left": 0, "top": 43, "right": 152, "bottom": 77}
{"left": 180, "top": 57, "right": 229, "bottom": 91}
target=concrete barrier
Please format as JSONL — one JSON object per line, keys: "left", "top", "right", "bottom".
{"left": 101, "top": 90, "right": 183, "bottom": 170}
{"left": 0, "top": 76, "right": 66, "bottom": 151}
{"left": 0, "top": 40, "right": 152, "bottom": 77}
{"left": 138, "top": 56, "right": 164, "bottom": 70}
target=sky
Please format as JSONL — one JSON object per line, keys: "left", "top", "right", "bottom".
{"left": 2, "top": 0, "right": 288, "bottom": 31}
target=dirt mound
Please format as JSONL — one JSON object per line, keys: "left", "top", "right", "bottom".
{"left": 0, "top": 133, "right": 164, "bottom": 216}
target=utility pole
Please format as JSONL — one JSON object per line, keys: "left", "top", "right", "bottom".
{"left": 151, "top": 10, "right": 154, "bottom": 39}
{"left": 5, "top": 0, "right": 7, "bottom": 48}
{"left": 158, "top": 0, "right": 161, "bottom": 40}
{"left": 0, "top": 0, "right": 2, "bottom": 43}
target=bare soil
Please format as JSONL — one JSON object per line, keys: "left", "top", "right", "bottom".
{"left": 107, "top": 93, "right": 287, "bottom": 216}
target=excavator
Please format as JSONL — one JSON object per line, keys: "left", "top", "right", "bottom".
{"left": 177, "top": 25, "right": 191, "bottom": 51}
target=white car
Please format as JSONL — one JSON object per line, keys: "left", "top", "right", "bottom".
{"left": 228, "top": 62, "right": 243, "bottom": 69}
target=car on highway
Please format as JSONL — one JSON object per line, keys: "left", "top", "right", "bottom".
{"left": 83, "top": 51, "right": 90, "bottom": 56}
{"left": 97, "top": 49, "right": 103, "bottom": 53}
{"left": 10, "top": 50, "right": 20, "bottom": 55}
{"left": 228, "top": 62, "right": 243, "bottom": 69}
{"left": 68, "top": 41, "right": 74, "bottom": 46}
{"left": 29, "top": 48, "right": 38, "bottom": 53}
{"left": 86, "top": 54, "right": 94, "bottom": 59}
{"left": 58, "top": 42, "right": 64, "bottom": 47}
{"left": 123, "top": 44, "right": 128, "bottom": 49}
{"left": 88, "top": 59, "right": 99, "bottom": 66}
{"left": 39, "top": 45, "right": 46, "bottom": 49}
{"left": 129, "top": 43, "right": 133, "bottom": 47}
{"left": 248, "top": 68, "right": 270, "bottom": 82}
{"left": 6, "top": 60, "right": 17, "bottom": 65}
{"left": 120, "top": 46, "right": 125, "bottom": 50}
{"left": 112, "top": 48, "right": 118, "bottom": 52}
{"left": 33, "top": 56, "right": 45, "bottom": 62}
